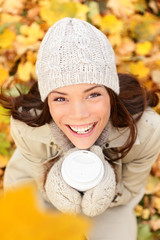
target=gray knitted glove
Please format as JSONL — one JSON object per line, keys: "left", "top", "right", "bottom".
{"left": 45, "top": 148, "right": 82, "bottom": 214}
{"left": 81, "top": 145, "right": 116, "bottom": 217}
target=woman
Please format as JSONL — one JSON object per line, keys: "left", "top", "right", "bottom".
{"left": 1, "top": 18, "right": 160, "bottom": 240}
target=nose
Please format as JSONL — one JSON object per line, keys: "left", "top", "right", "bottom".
{"left": 69, "top": 101, "right": 90, "bottom": 120}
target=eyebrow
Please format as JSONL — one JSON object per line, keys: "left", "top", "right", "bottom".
{"left": 51, "top": 85, "right": 103, "bottom": 95}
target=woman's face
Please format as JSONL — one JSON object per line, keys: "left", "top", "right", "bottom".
{"left": 48, "top": 84, "right": 111, "bottom": 149}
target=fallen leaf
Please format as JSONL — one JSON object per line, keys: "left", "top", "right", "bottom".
{"left": 17, "top": 61, "right": 36, "bottom": 82}
{"left": 117, "top": 37, "right": 135, "bottom": 55}
{"left": 151, "top": 70, "right": 160, "bottom": 85}
{"left": 0, "top": 29, "right": 16, "bottom": 49}
{"left": 129, "top": 61, "right": 150, "bottom": 79}
{"left": 136, "top": 41, "right": 152, "bottom": 56}
{"left": 107, "top": 0, "right": 136, "bottom": 18}
{"left": 96, "top": 14, "right": 123, "bottom": 34}
{"left": 0, "top": 65, "right": 9, "bottom": 84}
{"left": 149, "top": 219, "right": 160, "bottom": 231}
{"left": 0, "top": 155, "right": 8, "bottom": 168}
{"left": 17, "top": 23, "right": 44, "bottom": 45}
{"left": 2, "top": 0, "right": 25, "bottom": 14}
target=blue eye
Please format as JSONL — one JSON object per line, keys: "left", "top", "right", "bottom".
{"left": 54, "top": 97, "right": 66, "bottom": 102}
{"left": 88, "top": 93, "right": 101, "bottom": 98}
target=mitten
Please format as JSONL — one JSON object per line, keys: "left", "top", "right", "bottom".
{"left": 45, "top": 148, "right": 82, "bottom": 214}
{"left": 81, "top": 145, "right": 116, "bottom": 217}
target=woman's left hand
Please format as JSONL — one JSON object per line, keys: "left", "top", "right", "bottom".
{"left": 81, "top": 145, "right": 116, "bottom": 217}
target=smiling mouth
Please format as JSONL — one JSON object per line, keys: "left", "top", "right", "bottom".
{"left": 67, "top": 122, "right": 97, "bottom": 135}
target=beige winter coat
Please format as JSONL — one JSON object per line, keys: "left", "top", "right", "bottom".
{"left": 4, "top": 107, "right": 160, "bottom": 240}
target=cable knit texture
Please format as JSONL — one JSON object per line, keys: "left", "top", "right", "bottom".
{"left": 36, "top": 17, "right": 119, "bottom": 101}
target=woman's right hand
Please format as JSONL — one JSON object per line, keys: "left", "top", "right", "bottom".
{"left": 44, "top": 148, "right": 82, "bottom": 214}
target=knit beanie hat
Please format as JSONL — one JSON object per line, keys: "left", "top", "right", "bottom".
{"left": 36, "top": 17, "right": 119, "bottom": 102}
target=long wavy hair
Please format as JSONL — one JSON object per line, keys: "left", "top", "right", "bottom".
{"left": 0, "top": 73, "right": 159, "bottom": 160}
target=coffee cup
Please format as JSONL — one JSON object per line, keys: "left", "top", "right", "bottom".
{"left": 61, "top": 150, "right": 104, "bottom": 192}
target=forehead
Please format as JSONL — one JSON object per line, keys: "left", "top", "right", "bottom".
{"left": 51, "top": 83, "right": 105, "bottom": 93}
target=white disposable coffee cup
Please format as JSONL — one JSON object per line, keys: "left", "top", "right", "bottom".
{"left": 61, "top": 150, "right": 104, "bottom": 191}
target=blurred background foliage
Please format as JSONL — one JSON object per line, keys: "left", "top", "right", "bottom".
{"left": 0, "top": 0, "right": 160, "bottom": 239}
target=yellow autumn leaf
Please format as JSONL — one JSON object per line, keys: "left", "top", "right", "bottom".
{"left": 108, "top": 33, "right": 122, "bottom": 47}
{"left": 136, "top": 41, "right": 152, "bottom": 55}
{"left": 0, "top": 155, "right": 8, "bottom": 168}
{"left": 17, "top": 23, "right": 44, "bottom": 45}
{"left": 96, "top": 14, "right": 123, "bottom": 34}
{"left": 146, "top": 175, "right": 160, "bottom": 194}
{"left": 0, "top": 29, "right": 16, "bottom": 49}
{"left": 117, "top": 37, "right": 135, "bottom": 55}
{"left": 2, "top": 0, "right": 25, "bottom": 14}
{"left": 152, "top": 197, "right": 160, "bottom": 213}
{"left": 0, "top": 66, "right": 9, "bottom": 84}
{"left": 39, "top": 0, "right": 88, "bottom": 27}
{"left": 0, "top": 184, "right": 90, "bottom": 240}
{"left": 17, "top": 62, "right": 36, "bottom": 82}
{"left": 0, "top": 105, "right": 10, "bottom": 124}
{"left": 135, "top": 204, "right": 143, "bottom": 217}
{"left": 129, "top": 61, "right": 150, "bottom": 78}
{"left": 0, "top": 13, "right": 22, "bottom": 24}
{"left": 107, "top": 0, "right": 137, "bottom": 17}
{"left": 141, "top": 208, "right": 150, "bottom": 220}
{"left": 129, "top": 12, "right": 160, "bottom": 41}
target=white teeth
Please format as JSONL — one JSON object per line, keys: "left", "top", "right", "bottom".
{"left": 69, "top": 123, "right": 95, "bottom": 134}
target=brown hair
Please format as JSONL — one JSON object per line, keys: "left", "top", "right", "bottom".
{"left": 0, "top": 73, "right": 159, "bottom": 159}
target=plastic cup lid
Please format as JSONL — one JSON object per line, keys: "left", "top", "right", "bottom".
{"left": 61, "top": 150, "right": 104, "bottom": 191}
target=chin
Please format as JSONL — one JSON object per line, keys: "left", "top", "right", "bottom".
{"left": 72, "top": 142, "right": 95, "bottom": 150}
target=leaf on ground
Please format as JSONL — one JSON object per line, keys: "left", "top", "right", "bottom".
{"left": 95, "top": 14, "right": 123, "bottom": 34}
{"left": 39, "top": 0, "right": 88, "bottom": 27}
{"left": 0, "top": 155, "right": 8, "bottom": 168}
{"left": 149, "top": 219, "right": 160, "bottom": 231}
{"left": 146, "top": 175, "right": 160, "bottom": 194}
{"left": 2, "top": 0, "right": 25, "bottom": 15}
{"left": 137, "top": 223, "right": 153, "bottom": 240}
{"left": 129, "top": 61, "right": 150, "bottom": 79}
{"left": 0, "top": 65, "right": 9, "bottom": 84}
{"left": 107, "top": 0, "right": 136, "bottom": 17}
{"left": 117, "top": 37, "right": 135, "bottom": 55}
{"left": 0, "top": 13, "right": 22, "bottom": 24}
{"left": 0, "top": 29, "right": 16, "bottom": 49}
{"left": 0, "top": 132, "right": 11, "bottom": 156}
{"left": 17, "top": 61, "right": 36, "bottom": 82}
{"left": 135, "top": 41, "right": 152, "bottom": 56}
{"left": 0, "top": 106, "right": 10, "bottom": 124}
{"left": 151, "top": 70, "right": 160, "bottom": 85}
{"left": 129, "top": 13, "right": 160, "bottom": 41}
{"left": 17, "top": 23, "right": 44, "bottom": 45}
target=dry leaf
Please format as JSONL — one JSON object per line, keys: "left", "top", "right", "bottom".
{"left": 96, "top": 14, "right": 123, "bottom": 34}
{"left": 149, "top": 219, "right": 160, "bottom": 231}
{"left": 117, "top": 37, "right": 135, "bottom": 55}
{"left": 2, "top": 0, "right": 25, "bottom": 14}
{"left": 135, "top": 41, "right": 152, "bottom": 56}
{"left": 129, "top": 61, "right": 150, "bottom": 79}
{"left": 107, "top": 0, "right": 136, "bottom": 18}
{"left": 151, "top": 70, "right": 160, "bottom": 85}
{"left": 17, "top": 23, "right": 44, "bottom": 45}
{"left": 17, "top": 61, "right": 36, "bottom": 82}
{"left": 0, "top": 155, "right": 8, "bottom": 168}
{"left": 0, "top": 65, "right": 9, "bottom": 84}
{"left": 0, "top": 29, "right": 16, "bottom": 49}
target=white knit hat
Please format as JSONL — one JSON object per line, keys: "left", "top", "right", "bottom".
{"left": 36, "top": 17, "right": 119, "bottom": 102}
